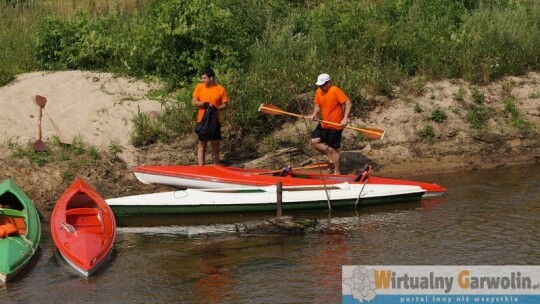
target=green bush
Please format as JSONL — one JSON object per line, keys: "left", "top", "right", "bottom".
{"left": 503, "top": 96, "right": 532, "bottom": 132}
{"left": 414, "top": 102, "right": 422, "bottom": 113}
{"left": 130, "top": 109, "right": 161, "bottom": 147}
{"left": 453, "top": 87, "right": 466, "bottom": 102}
{"left": 159, "top": 91, "right": 196, "bottom": 135}
{"left": 36, "top": 13, "right": 112, "bottom": 70}
{"left": 108, "top": 140, "right": 124, "bottom": 155}
{"left": 431, "top": 107, "right": 447, "bottom": 123}
{"left": 418, "top": 125, "right": 436, "bottom": 142}
{"left": 503, "top": 96, "right": 520, "bottom": 117}
{"left": 472, "top": 88, "right": 485, "bottom": 104}
{"left": 529, "top": 89, "right": 540, "bottom": 99}
{"left": 88, "top": 146, "right": 102, "bottom": 161}
{"left": 466, "top": 105, "right": 491, "bottom": 129}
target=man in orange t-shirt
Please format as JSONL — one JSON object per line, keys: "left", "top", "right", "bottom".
{"left": 192, "top": 67, "right": 229, "bottom": 166}
{"left": 308, "top": 73, "right": 352, "bottom": 174}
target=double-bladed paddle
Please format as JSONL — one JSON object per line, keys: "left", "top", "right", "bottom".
{"left": 258, "top": 103, "right": 385, "bottom": 140}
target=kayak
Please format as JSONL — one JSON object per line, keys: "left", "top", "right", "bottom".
{"left": 132, "top": 165, "right": 446, "bottom": 197}
{"left": 0, "top": 178, "right": 41, "bottom": 282}
{"left": 105, "top": 182, "right": 426, "bottom": 216}
{"left": 50, "top": 178, "right": 116, "bottom": 277}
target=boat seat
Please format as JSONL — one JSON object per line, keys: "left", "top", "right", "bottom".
{"left": 66, "top": 208, "right": 102, "bottom": 229}
{"left": 280, "top": 165, "right": 294, "bottom": 177}
{"left": 0, "top": 208, "right": 25, "bottom": 218}
{"left": 65, "top": 208, "right": 99, "bottom": 216}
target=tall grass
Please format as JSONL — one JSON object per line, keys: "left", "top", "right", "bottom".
{"left": 0, "top": 2, "right": 44, "bottom": 84}
{"left": 2, "top": 0, "right": 540, "bottom": 143}
{"left": 0, "top": 0, "right": 145, "bottom": 85}
{"left": 456, "top": 1, "right": 540, "bottom": 84}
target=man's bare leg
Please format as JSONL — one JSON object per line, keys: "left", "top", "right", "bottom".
{"left": 210, "top": 140, "right": 220, "bottom": 165}
{"left": 310, "top": 138, "right": 340, "bottom": 174}
{"left": 327, "top": 148, "right": 340, "bottom": 174}
{"left": 198, "top": 141, "right": 207, "bottom": 166}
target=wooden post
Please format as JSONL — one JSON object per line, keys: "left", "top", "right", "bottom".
{"left": 276, "top": 182, "right": 283, "bottom": 217}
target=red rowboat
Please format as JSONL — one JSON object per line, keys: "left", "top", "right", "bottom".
{"left": 133, "top": 165, "right": 446, "bottom": 197}
{"left": 50, "top": 178, "right": 116, "bottom": 277}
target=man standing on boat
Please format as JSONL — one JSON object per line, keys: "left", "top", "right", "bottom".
{"left": 192, "top": 66, "right": 229, "bottom": 166}
{"left": 307, "top": 73, "right": 352, "bottom": 175}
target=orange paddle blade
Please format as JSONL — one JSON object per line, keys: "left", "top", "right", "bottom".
{"left": 258, "top": 103, "right": 305, "bottom": 119}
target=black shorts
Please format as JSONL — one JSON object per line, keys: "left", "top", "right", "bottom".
{"left": 310, "top": 123, "right": 343, "bottom": 149}
{"left": 196, "top": 122, "right": 222, "bottom": 141}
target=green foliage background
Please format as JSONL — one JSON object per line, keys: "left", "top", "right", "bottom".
{"left": 2, "top": 0, "right": 539, "bottom": 143}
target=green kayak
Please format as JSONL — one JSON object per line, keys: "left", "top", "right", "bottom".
{"left": 0, "top": 178, "right": 41, "bottom": 282}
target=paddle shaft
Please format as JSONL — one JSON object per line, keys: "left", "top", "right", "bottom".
{"left": 33, "top": 105, "right": 46, "bottom": 151}
{"left": 254, "top": 162, "right": 331, "bottom": 175}
{"left": 36, "top": 106, "right": 43, "bottom": 140}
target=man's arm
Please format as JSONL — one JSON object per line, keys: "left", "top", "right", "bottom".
{"left": 192, "top": 97, "right": 208, "bottom": 108}
{"left": 341, "top": 99, "right": 352, "bottom": 126}
{"left": 308, "top": 104, "right": 321, "bottom": 120}
{"left": 216, "top": 102, "right": 228, "bottom": 111}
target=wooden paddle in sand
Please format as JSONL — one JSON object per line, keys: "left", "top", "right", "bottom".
{"left": 33, "top": 95, "right": 47, "bottom": 151}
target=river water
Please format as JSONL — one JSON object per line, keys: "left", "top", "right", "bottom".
{"left": 2, "top": 164, "right": 539, "bottom": 303}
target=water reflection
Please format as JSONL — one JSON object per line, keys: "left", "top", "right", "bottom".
{"left": 195, "top": 249, "right": 231, "bottom": 303}
{"left": 313, "top": 233, "right": 350, "bottom": 303}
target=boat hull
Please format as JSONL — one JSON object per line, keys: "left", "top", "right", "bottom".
{"left": 56, "top": 244, "right": 114, "bottom": 277}
{"left": 50, "top": 178, "right": 116, "bottom": 277}
{"left": 106, "top": 183, "right": 425, "bottom": 216}
{"left": 133, "top": 165, "right": 446, "bottom": 197}
{"left": 0, "top": 179, "right": 41, "bottom": 282}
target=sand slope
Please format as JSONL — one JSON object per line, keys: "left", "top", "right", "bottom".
{"left": 0, "top": 71, "right": 162, "bottom": 164}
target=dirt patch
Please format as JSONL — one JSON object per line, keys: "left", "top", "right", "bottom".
{"left": 1, "top": 71, "right": 539, "bottom": 216}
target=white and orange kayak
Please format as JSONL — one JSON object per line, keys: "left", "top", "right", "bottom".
{"left": 132, "top": 165, "right": 446, "bottom": 197}
{"left": 106, "top": 182, "right": 426, "bottom": 216}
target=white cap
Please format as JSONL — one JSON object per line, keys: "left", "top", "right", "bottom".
{"left": 315, "top": 73, "right": 331, "bottom": 86}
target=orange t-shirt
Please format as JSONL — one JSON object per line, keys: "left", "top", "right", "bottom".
{"left": 193, "top": 83, "right": 229, "bottom": 122}
{"left": 314, "top": 85, "right": 349, "bottom": 130}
